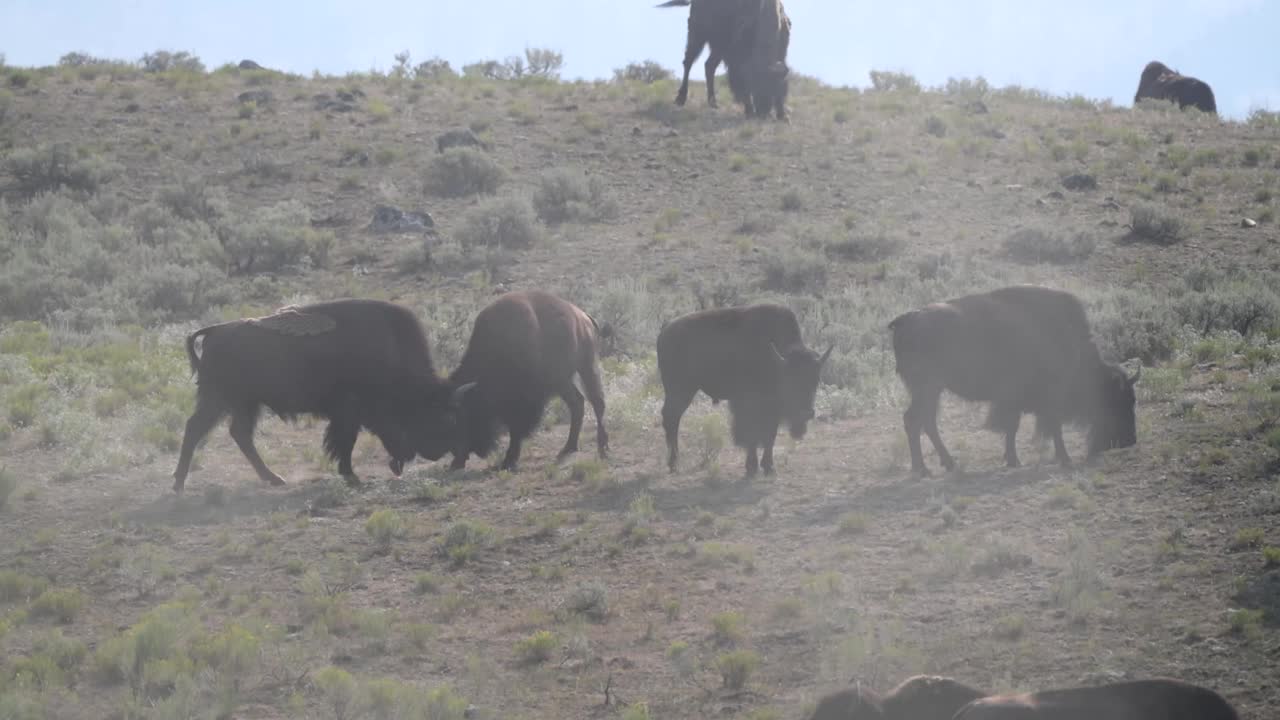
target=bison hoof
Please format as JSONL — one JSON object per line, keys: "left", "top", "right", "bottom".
{"left": 674, "top": 94, "right": 688, "bottom": 107}
{"left": 264, "top": 474, "right": 286, "bottom": 487}
{"left": 909, "top": 466, "right": 932, "bottom": 479}
{"left": 342, "top": 473, "right": 362, "bottom": 488}
{"left": 389, "top": 458, "right": 404, "bottom": 477}
{"left": 708, "top": 99, "right": 718, "bottom": 109}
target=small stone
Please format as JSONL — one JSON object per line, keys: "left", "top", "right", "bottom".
{"left": 1242, "top": 217, "right": 1257, "bottom": 228}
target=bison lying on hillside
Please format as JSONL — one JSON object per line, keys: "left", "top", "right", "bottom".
{"left": 889, "top": 285, "right": 1138, "bottom": 476}
{"left": 658, "top": 303, "right": 830, "bottom": 478}
{"left": 1134, "top": 60, "right": 1217, "bottom": 114}
{"left": 808, "top": 675, "right": 987, "bottom": 720}
{"left": 422, "top": 290, "right": 610, "bottom": 472}
{"left": 952, "top": 678, "right": 1239, "bottom": 720}
{"left": 172, "top": 300, "right": 454, "bottom": 492}
{"left": 659, "top": 0, "right": 792, "bottom": 120}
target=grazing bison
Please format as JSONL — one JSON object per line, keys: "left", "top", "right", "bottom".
{"left": 1134, "top": 60, "right": 1217, "bottom": 114}
{"left": 658, "top": 304, "right": 831, "bottom": 478}
{"left": 808, "top": 675, "right": 987, "bottom": 720}
{"left": 172, "top": 300, "right": 453, "bottom": 492}
{"left": 426, "top": 290, "right": 609, "bottom": 472}
{"left": 889, "top": 285, "right": 1138, "bottom": 476}
{"left": 952, "top": 678, "right": 1239, "bottom": 720}
{"left": 658, "top": 0, "right": 792, "bottom": 120}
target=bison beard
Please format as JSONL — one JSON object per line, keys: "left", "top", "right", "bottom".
{"left": 171, "top": 299, "right": 453, "bottom": 492}
{"left": 424, "top": 290, "right": 609, "bottom": 472}
{"left": 952, "top": 678, "right": 1239, "bottom": 720}
{"left": 889, "top": 285, "right": 1138, "bottom": 476}
{"left": 1133, "top": 60, "right": 1217, "bottom": 114}
{"left": 657, "top": 303, "right": 830, "bottom": 478}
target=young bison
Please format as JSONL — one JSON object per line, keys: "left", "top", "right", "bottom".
{"left": 658, "top": 303, "right": 830, "bottom": 478}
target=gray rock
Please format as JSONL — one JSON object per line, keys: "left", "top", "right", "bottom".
{"left": 369, "top": 205, "right": 434, "bottom": 234}
{"left": 435, "top": 128, "right": 488, "bottom": 153}
{"left": 237, "top": 90, "right": 273, "bottom": 106}
{"left": 238, "top": 59, "right": 264, "bottom": 70}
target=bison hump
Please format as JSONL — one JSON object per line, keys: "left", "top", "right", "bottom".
{"left": 249, "top": 307, "right": 338, "bottom": 336}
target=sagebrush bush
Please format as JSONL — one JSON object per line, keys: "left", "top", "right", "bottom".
{"left": 762, "top": 249, "right": 827, "bottom": 292}
{"left": 514, "top": 630, "right": 557, "bottom": 664}
{"left": 1089, "top": 290, "right": 1180, "bottom": 364}
{"left": 1002, "top": 228, "right": 1096, "bottom": 265}
{"left": 715, "top": 650, "right": 760, "bottom": 689}
{"left": 139, "top": 50, "right": 205, "bottom": 73}
{"left": 4, "top": 144, "right": 122, "bottom": 197}
{"left": 365, "top": 509, "right": 405, "bottom": 547}
{"left": 454, "top": 196, "right": 542, "bottom": 251}
{"left": 869, "top": 70, "right": 920, "bottom": 93}
{"left": 1128, "top": 204, "right": 1186, "bottom": 244}
{"left": 614, "top": 61, "right": 673, "bottom": 84}
{"left": 532, "top": 168, "right": 619, "bottom": 224}
{"left": 28, "top": 587, "right": 85, "bottom": 623}
{"left": 1173, "top": 281, "right": 1280, "bottom": 337}
{"left": 218, "top": 200, "right": 332, "bottom": 274}
{"left": 426, "top": 148, "right": 505, "bottom": 197}
{"left": 824, "top": 233, "right": 903, "bottom": 263}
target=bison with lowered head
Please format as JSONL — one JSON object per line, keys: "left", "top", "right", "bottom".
{"left": 1134, "top": 60, "right": 1217, "bottom": 114}
{"left": 889, "top": 285, "right": 1138, "bottom": 476}
{"left": 420, "top": 290, "right": 609, "bottom": 472}
{"left": 952, "top": 678, "right": 1239, "bottom": 720}
{"left": 172, "top": 299, "right": 455, "bottom": 492}
{"left": 659, "top": 0, "right": 792, "bottom": 121}
{"left": 658, "top": 303, "right": 830, "bottom": 478}
{"left": 808, "top": 675, "right": 987, "bottom": 720}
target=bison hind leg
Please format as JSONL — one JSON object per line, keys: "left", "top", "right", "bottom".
{"left": 555, "top": 383, "right": 586, "bottom": 461}
{"left": 228, "top": 404, "right": 286, "bottom": 486}
{"left": 986, "top": 402, "right": 1022, "bottom": 468}
{"left": 173, "top": 395, "right": 227, "bottom": 492}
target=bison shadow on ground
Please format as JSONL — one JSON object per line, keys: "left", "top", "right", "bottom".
{"left": 571, "top": 472, "right": 770, "bottom": 520}
{"left": 1233, "top": 569, "right": 1280, "bottom": 627}
{"left": 123, "top": 476, "right": 364, "bottom": 527}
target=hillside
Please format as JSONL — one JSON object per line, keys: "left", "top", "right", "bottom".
{"left": 1, "top": 54, "right": 1279, "bottom": 719}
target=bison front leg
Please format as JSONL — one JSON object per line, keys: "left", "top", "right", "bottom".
{"left": 228, "top": 406, "right": 286, "bottom": 487}
{"left": 323, "top": 419, "right": 362, "bottom": 486}
{"left": 744, "top": 445, "right": 760, "bottom": 479}
{"left": 760, "top": 421, "right": 779, "bottom": 476}
{"left": 704, "top": 52, "right": 721, "bottom": 108}
{"left": 675, "top": 24, "right": 705, "bottom": 107}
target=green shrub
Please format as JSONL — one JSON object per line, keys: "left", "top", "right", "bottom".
{"left": 0, "top": 570, "right": 49, "bottom": 603}
{"left": 3, "top": 144, "right": 122, "bottom": 197}
{"left": 869, "top": 70, "right": 920, "bottom": 92}
{"left": 711, "top": 611, "right": 746, "bottom": 645}
{"left": 314, "top": 666, "right": 359, "bottom": 720}
{"left": 28, "top": 587, "right": 85, "bottom": 623}
{"left": 139, "top": 50, "right": 205, "bottom": 73}
{"left": 613, "top": 61, "right": 672, "bottom": 84}
{"left": 454, "top": 196, "right": 542, "bottom": 251}
{"left": 440, "top": 520, "right": 495, "bottom": 566}
{"left": 1128, "top": 204, "right": 1186, "bottom": 245}
{"left": 425, "top": 148, "right": 505, "bottom": 197}
{"left": 218, "top": 200, "right": 332, "bottom": 275}
{"left": 532, "top": 168, "right": 619, "bottom": 224}
{"left": 715, "top": 649, "right": 760, "bottom": 689}
{"left": 824, "top": 233, "right": 903, "bottom": 263}
{"left": 762, "top": 249, "right": 827, "bottom": 292}
{"left": 524, "top": 48, "right": 564, "bottom": 79}
{"left": 365, "top": 509, "right": 405, "bottom": 547}
{"left": 1003, "top": 228, "right": 1096, "bottom": 265}
{"left": 514, "top": 630, "right": 557, "bottom": 664}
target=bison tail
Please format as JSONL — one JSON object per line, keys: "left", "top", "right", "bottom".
{"left": 184, "top": 325, "right": 216, "bottom": 377}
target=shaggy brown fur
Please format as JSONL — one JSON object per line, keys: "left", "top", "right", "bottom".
{"left": 657, "top": 303, "right": 830, "bottom": 478}
{"left": 173, "top": 299, "right": 452, "bottom": 492}
{"left": 952, "top": 678, "right": 1239, "bottom": 720}
{"left": 1134, "top": 60, "right": 1217, "bottom": 114}
{"left": 889, "top": 285, "right": 1138, "bottom": 476}
{"left": 807, "top": 675, "right": 987, "bottom": 720}
{"left": 426, "top": 290, "right": 610, "bottom": 472}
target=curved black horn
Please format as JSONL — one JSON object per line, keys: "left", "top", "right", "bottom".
{"left": 451, "top": 381, "right": 478, "bottom": 406}
{"left": 770, "top": 342, "right": 787, "bottom": 364}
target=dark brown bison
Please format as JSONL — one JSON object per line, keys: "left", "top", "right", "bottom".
{"left": 952, "top": 678, "right": 1239, "bottom": 720}
{"left": 889, "top": 285, "right": 1138, "bottom": 476}
{"left": 1134, "top": 60, "right": 1217, "bottom": 114}
{"left": 658, "top": 304, "right": 831, "bottom": 478}
{"left": 172, "top": 300, "right": 454, "bottom": 492}
{"left": 658, "top": 0, "right": 792, "bottom": 120}
{"left": 423, "top": 290, "right": 609, "bottom": 472}
{"left": 808, "top": 675, "right": 987, "bottom": 720}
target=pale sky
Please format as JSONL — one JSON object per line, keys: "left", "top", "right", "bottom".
{"left": 2, "top": 0, "right": 1277, "bottom": 119}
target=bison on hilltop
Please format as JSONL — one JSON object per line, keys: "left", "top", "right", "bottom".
{"left": 1134, "top": 60, "right": 1217, "bottom": 114}
{"left": 420, "top": 290, "right": 610, "bottom": 472}
{"left": 658, "top": 303, "right": 830, "bottom": 478}
{"left": 952, "top": 678, "right": 1239, "bottom": 720}
{"left": 808, "top": 675, "right": 987, "bottom": 720}
{"left": 889, "top": 285, "right": 1138, "bottom": 476}
{"left": 172, "top": 299, "right": 456, "bottom": 492}
{"left": 658, "top": 0, "right": 793, "bottom": 121}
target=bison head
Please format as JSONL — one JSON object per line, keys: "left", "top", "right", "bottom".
{"left": 1087, "top": 363, "right": 1139, "bottom": 456}
{"left": 405, "top": 382, "right": 476, "bottom": 462}
{"left": 773, "top": 343, "right": 833, "bottom": 438}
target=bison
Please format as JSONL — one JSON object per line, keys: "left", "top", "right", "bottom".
{"left": 1134, "top": 60, "right": 1217, "bottom": 114}
{"left": 952, "top": 678, "right": 1239, "bottom": 720}
{"left": 172, "top": 299, "right": 455, "bottom": 492}
{"left": 658, "top": 0, "right": 792, "bottom": 121}
{"left": 422, "top": 290, "right": 609, "bottom": 472}
{"left": 889, "top": 285, "right": 1138, "bottom": 476}
{"left": 658, "top": 303, "right": 831, "bottom": 478}
{"left": 808, "top": 675, "right": 987, "bottom": 720}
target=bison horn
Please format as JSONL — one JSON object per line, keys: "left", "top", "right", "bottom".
{"left": 451, "top": 381, "right": 478, "bottom": 406}
{"left": 770, "top": 342, "right": 787, "bottom": 364}
{"left": 819, "top": 344, "right": 834, "bottom": 367}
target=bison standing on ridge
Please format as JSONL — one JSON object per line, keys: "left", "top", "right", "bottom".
{"left": 808, "top": 675, "right": 987, "bottom": 720}
{"left": 658, "top": 0, "right": 792, "bottom": 120}
{"left": 889, "top": 285, "right": 1138, "bottom": 476}
{"left": 952, "top": 678, "right": 1239, "bottom": 720}
{"left": 1134, "top": 60, "right": 1217, "bottom": 114}
{"left": 658, "top": 304, "right": 830, "bottom": 478}
{"left": 424, "top": 290, "right": 609, "bottom": 472}
{"left": 172, "top": 300, "right": 455, "bottom": 492}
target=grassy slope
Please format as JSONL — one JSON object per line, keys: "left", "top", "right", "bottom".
{"left": 0, "top": 61, "right": 1279, "bottom": 719}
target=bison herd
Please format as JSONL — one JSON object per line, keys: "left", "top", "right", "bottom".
{"left": 175, "top": 284, "right": 1137, "bottom": 490}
